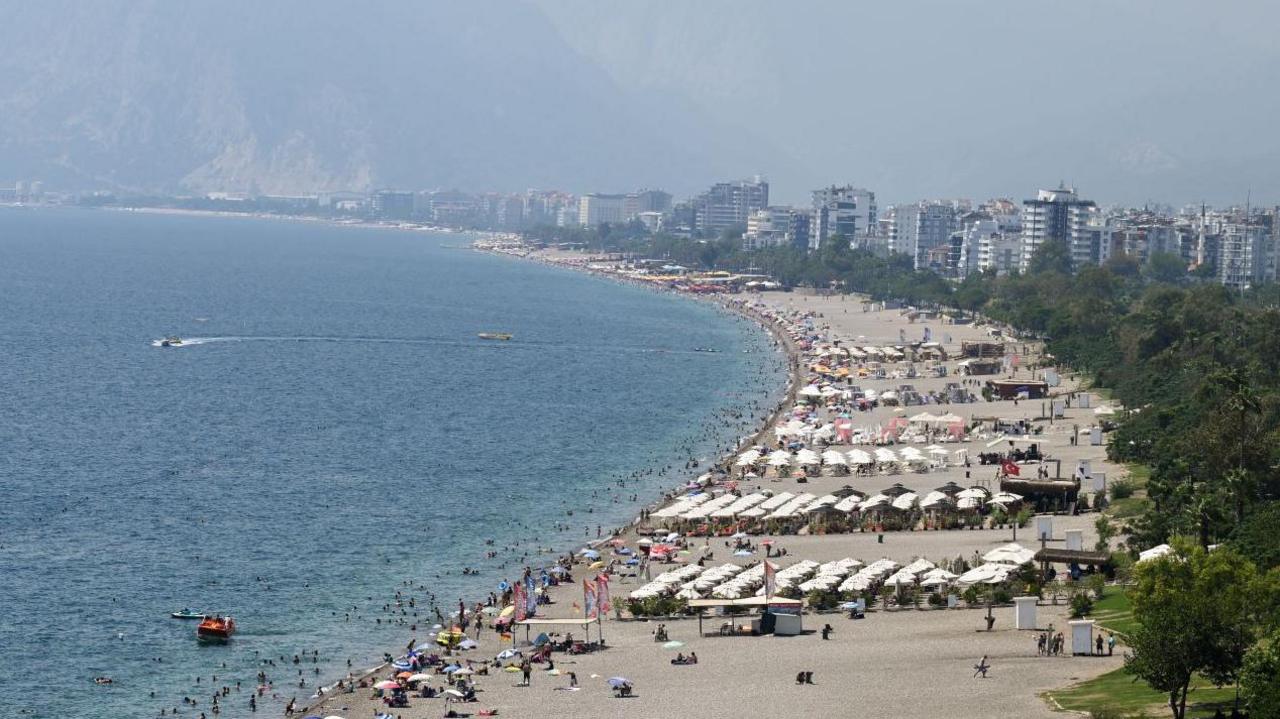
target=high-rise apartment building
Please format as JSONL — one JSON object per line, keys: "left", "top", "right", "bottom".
{"left": 809, "top": 186, "right": 876, "bottom": 250}
{"left": 578, "top": 193, "right": 629, "bottom": 227}
{"left": 691, "top": 177, "right": 769, "bottom": 235}
{"left": 1019, "top": 186, "right": 1097, "bottom": 271}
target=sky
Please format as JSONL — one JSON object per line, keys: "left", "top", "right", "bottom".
{"left": 2, "top": 0, "right": 1278, "bottom": 208}
{"left": 534, "top": 0, "right": 1280, "bottom": 207}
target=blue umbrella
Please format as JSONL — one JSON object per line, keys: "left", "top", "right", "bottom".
{"left": 607, "top": 677, "right": 632, "bottom": 688}
{"left": 443, "top": 664, "right": 462, "bottom": 673}
{"left": 579, "top": 549, "right": 600, "bottom": 559}
{"left": 733, "top": 549, "right": 753, "bottom": 557}
{"left": 497, "top": 580, "right": 511, "bottom": 591}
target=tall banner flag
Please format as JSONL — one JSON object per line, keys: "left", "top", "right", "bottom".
{"left": 583, "top": 579, "right": 598, "bottom": 619}
{"left": 1001, "top": 458, "right": 1021, "bottom": 477}
{"left": 524, "top": 575, "right": 538, "bottom": 616}
{"left": 596, "top": 574, "right": 611, "bottom": 614}
{"left": 513, "top": 582, "right": 527, "bottom": 622}
{"left": 763, "top": 560, "right": 777, "bottom": 599}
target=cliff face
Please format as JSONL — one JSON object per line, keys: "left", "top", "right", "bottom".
{"left": 0, "top": 0, "right": 773, "bottom": 195}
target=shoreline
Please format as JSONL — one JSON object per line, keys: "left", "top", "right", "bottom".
{"left": 296, "top": 247, "right": 800, "bottom": 715}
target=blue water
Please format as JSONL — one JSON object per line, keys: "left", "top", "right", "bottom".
{"left": 0, "top": 207, "right": 785, "bottom": 718}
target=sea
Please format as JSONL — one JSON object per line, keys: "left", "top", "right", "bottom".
{"left": 0, "top": 206, "right": 787, "bottom": 718}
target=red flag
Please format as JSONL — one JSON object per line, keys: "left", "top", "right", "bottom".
{"left": 513, "top": 582, "right": 527, "bottom": 623}
{"left": 596, "top": 574, "right": 611, "bottom": 614}
{"left": 763, "top": 560, "right": 777, "bottom": 598}
{"left": 1001, "top": 459, "right": 1021, "bottom": 476}
{"left": 583, "top": 579, "right": 598, "bottom": 619}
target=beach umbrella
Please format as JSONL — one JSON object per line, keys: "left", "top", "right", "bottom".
{"left": 607, "top": 677, "right": 633, "bottom": 688}
{"left": 496, "top": 648, "right": 522, "bottom": 660}
{"left": 374, "top": 680, "right": 399, "bottom": 689}
{"left": 407, "top": 673, "right": 432, "bottom": 682}
{"left": 578, "top": 549, "right": 601, "bottom": 559}
{"left": 504, "top": 665, "right": 521, "bottom": 672}
{"left": 589, "top": 561, "right": 605, "bottom": 569}
{"left": 444, "top": 689, "right": 466, "bottom": 698}
{"left": 731, "top": 532, "right": 748, "bottom": 539}
{"left": 458, "top": 638, "right": 478, "bottom": 649}
{"left": 453, "top": 667, "right": 475, "bottom": 676}
{"left": 733, "top": 549, "right": 753, "bottom": 557}
{"left": 662, "top": 640, "right": 685, "bottom": 649}
{"left": 395, "top": 671, "right": 413, "bottom": 679}
{"left": 324, "top": 716, "right": 348, "bottom": 719}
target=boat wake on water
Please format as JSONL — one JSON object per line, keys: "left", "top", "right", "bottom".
{"left": 149, "top": 335, "right": 725, "bottom": 356}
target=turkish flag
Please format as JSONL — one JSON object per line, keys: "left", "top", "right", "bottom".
{"left": 1001, "top": 459, "right": 1021, "bottom": 476}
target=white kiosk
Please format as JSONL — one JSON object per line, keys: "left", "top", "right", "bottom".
{"left": 1014, "top": 596, "right": 1038, "bottom": 629}
{"left": 1069, "top": 619, "right": 1096, "bottom": 655}
{"left": 1065, "top": 529, "right": 1084, "bottom": 552}
{"left": 1035, "top": 515, "right": 1054, "bottom": 541}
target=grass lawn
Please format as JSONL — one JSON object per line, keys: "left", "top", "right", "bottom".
{"left": 1106, "top": 464, "right": 1151, "bottom": 520}
{"left": 1046, "top": 667, "right": 1238, "bottom": 718}
{"left": 1092, "top": 585, "right": 1137, "bottom": 638}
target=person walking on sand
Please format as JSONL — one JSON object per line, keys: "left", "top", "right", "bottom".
{"left": 973, "top": 655, "right": 990, "bottom": 678}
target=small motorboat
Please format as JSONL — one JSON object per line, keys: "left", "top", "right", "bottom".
{"left": 477, "top": 333, "right": 512, "bottom": 341}
{"left": 159, "top": 336, "right": 184, "bottom": 347}
{"left": 171, "top": 608, "right": 205, "bottom": 619}
{"left": 196, "top": 615, "right": 236, "bottom": 643}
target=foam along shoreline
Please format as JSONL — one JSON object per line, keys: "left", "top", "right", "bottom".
{"left": 303, "top": 245, "right": 1122, "bottom": 719}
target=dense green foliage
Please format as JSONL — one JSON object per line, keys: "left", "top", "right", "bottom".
{"left": 1125, "top": 542, "right": 1274, "bottom": 719}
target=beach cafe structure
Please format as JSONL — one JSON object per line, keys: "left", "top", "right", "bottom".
{"left": 514, "top": 616, "right": 605, "bottom": 647}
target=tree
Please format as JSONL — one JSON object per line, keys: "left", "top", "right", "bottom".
{"left": 1145, "top": 252, "right": 1189, "bottom": 284}
{"left": 1027, "top": 237, "right": 1074, "bottom": 276}
{"left": 1231, "top": 502, "right": 1280, "bottom": 570}
{"left": 1241, "top": 631, "right": 1280, "bottom": 719}
{"left": 1125, "top": 541, "right": 1263, "bottom": 719}
{"left": 1095, "top": 515, "right": 1116, "bottom": 553}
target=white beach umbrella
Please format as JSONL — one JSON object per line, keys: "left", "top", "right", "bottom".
{"left": 847, "top": 450, "right": 873, "bottom": 465}
{"left": 822, "top": 450, "right": 848, "bottom": 465}
{"left": 919, "top": 491, "right": 951, "bottom": 508}
{"left": 956, "top": 487, "right": 989, "bottom": 500}
{"left": 891, "top": 492, "right": 918, "bottom": 511}
{"left": 767, "top": 452, "right": 793, "bottom": 467}
{"left": 986, "top": 491, "right": 1024, "bottom": 506}
{"left": 983, "top": 543, "right": 1035, "bottom": 565}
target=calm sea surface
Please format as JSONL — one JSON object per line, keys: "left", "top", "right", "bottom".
{"left": 0, "top": 207, "right": 785, "bottom": 718}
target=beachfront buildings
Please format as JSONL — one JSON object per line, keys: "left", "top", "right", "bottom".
{"left": 810, "top": 186, "right": 877, "bottom": 250}
{"left": 744, "top": 206, "right": 811, "bottom": 251}
{"left": 690, "top": 177, "right": 769, "bottom": 235}
{"left": 1019, "top": 186, "right": 1097, "bottom": 271}
{"left": 578, "top": 193, "right": 629, "bottom": 227}
{"left": 886, "top": 201, "right": 958, "bottom": 270}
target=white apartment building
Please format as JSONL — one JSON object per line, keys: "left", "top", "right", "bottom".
{"left": 578, "top": 193, "right": 628, "bottom": 227}
{"left": 1019, "top": 187, "right": 1097, "bottom": 271}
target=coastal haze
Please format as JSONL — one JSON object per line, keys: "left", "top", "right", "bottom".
{"left": 2, "top": 1, "right": 1278, "bottom": 203}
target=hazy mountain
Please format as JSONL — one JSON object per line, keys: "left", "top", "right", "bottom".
{"left": 4, "top": 1, "right": 1278, "bottom": 205}
{"left": 0, "top": 0, "right": 789, "bottom": 196}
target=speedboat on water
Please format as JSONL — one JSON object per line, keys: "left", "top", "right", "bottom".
{"left": 171, "top": 608, "right": 205, "bottom": 619}
{"left": 159, "top": 336, "right": 184, "bottom": 347}
{"left": 197, "top": 615, "right": 235, "bottom": 642}
{"left": 477, "top": 332, "right": 512, "bottom": 341}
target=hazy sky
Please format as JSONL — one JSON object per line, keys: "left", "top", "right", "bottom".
{"left": 535, "top": 0, "right": 1280, "bottom": 206}
{"left": 2, "top": 0, "right": 1277, "bottom": 207}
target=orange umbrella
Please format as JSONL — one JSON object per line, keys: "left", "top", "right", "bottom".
{"left": 396, "top": 671, "right": 412, "bottom": 679}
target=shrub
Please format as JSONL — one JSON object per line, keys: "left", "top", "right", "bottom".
{"left": 626, "top": 596, "right": 689, "bottom": 617}
{"left": 927, "top": 592, "right": 946, "bottom": 607}
{"left": 1110, "top": 479, "right": 1135, "bottom": 500}
{"left": 961, "top": 586, "right": 981, "bottom": 605}
{"left": 1086, "top": 572, "right": 1107, "bottom": 600}
{"left": 992, "top": 588, "right": 1013, "bottom": 605}
{"left": 1069, "top": 591, "right": 1094, "bottom": 618}
{"left": 805, "top": 588, "right": 841, "bottom": 610}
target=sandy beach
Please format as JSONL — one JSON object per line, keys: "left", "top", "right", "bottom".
{"left": 302, "top": 252, "right": 1126, "bottom": 719}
